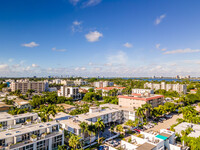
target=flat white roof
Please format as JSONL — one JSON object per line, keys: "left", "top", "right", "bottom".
{"left": 77, "top": 108, "right": 119, "bottom": 121}
{"left": 0, "top": 121, "right": 58, "bottom": 139}
{"left": 174, "top": 122, "right": 200, "bottom": 138}
{"left": 0, "top": 112, "right": 38, "bottom": 122}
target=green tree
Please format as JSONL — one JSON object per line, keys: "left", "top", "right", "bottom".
{"left": 95, "top": 118, "right": 105, "bottom": 144}
{"left": 135, "top": 107, "right": 145, "bottom": 124}
{"left": 39, "top": 104, "right": 57, "bottom": 122}
{"left": 68, "top": 134, "right": 81, "bottom": 150}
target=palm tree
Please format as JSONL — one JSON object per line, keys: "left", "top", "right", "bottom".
{"left": 39, "top": 104, "right": 57, "bottom": 122}
{"left": 142, "top": 103, "right": 152, "bottom": 121}
{"left": 79, "top": 121, "right": 89, "bottom": 140}
{"left": 88, "top": 124, "right": 96, "bottom": 147}
{"left": 58, "top": 145, "right": 66, "bottom": 150}
{"left": 116, "top": 125, "right": 124, "bottom": 134}
{"left": 135, "top": 107, "right": 145, "bottom": 124}
{"left": 95, "top": 118, "right": 105, "bottom": 144}
{"left": 68, "top": 134, "right": 81, "bottom": 150}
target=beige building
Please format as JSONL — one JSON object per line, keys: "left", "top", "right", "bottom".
{"left": 10, "top": 81, "right": 48, "bottom": 93}
{"left": 13, "top": 99, "right": 32, "bottom": 110}
{"left": 144, "top": 82, "right": 187, "bottom": 94}
{"left": 56, "top": 103, "right": 76, "bottom": 113}
{"left": 118, "top": 93, "right": 164, "bottom": 109}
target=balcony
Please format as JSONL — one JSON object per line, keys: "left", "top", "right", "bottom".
{"left": 9, "top": 130, "right": 63, "bottom": 149}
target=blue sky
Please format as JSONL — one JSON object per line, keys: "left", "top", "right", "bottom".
{"left": 0, "top": 0, "right": 200, "bottom": 77}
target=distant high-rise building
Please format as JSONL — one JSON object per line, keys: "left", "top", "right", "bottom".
{"left": 144, "top": 82, "right": 187, "bottom": 94}
{"left": 10, "top": 80, "right": 48, "bottom": 93}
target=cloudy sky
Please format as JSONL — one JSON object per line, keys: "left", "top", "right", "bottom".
{"left": 0, "top": 0, "right": 200, "bottom": 77}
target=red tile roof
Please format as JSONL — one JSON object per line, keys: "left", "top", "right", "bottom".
{"left": 118, "top": 95, "right": 164, "bottom": 101}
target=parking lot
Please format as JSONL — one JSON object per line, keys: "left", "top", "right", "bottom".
{"left": 146, "top": 113, "right": 183, "bottom": 132}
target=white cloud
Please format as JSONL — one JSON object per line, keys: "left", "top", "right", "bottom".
{"left": 32, "top": 64, "right": 39, "bottom": 68}
{"left": 73, "top": 21, "right": 82, "bottom": 25}
{"left": 85, "top": 31, "right": 103, "bottom": 42}
{"left": 21, "top": 42, "right": 39, "bottom": 48}
{"left": 52, "top": 47, "right": 67, "bottom": 52}
{"left": 155, "top": 14, "right": 166, "bottom": 25}
{"left": 83, "top": 0, "right": 102, "bottom": 7}
{"left": 8, "top": 58, "right": 14, "bottom": 62}
{"left": 155, "top": 43, "right": 160, "bottom": 49}
{"left": 71, "top": 20, "right": 82, "bottom": 32}
{"left": 81, "top": 67, "right": 86, "bottom": 71}
{"left": 164, "top": 48, "right": 200, "bottom": 54}
{"left": 123, "top": 42, "right": 133, "bottom": 48}
{"left": 0, "top": 64, "right": 9, "bottom": 70}
{"left": 107, "top": 51, "right": 128, "bottom": 65}
{"left": 161, "top": 48, "right": 167, "bottom": 51}
{"left": 69, "top": 0, "right": 80, "bottom": 5}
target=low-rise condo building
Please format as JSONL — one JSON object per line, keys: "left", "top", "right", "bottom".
{"left": 118, "top": 93, "right": 164, "bottom": 109}
{"left": 0, "top": 112, "right": 38, "bottom": 128}
{"left": 109, "top": 129, "right": 184, "bottom": 150}
{"left": 174, "top": 122, "right": 200, "bottom": 138}
{"left": 0, "top": 121, "right": 64, "bottom": 150}
{"left": 95, "top": 87, "right": 125, "bottom": 96}
{"left": 58, "top": 86, "right": 81, "bottom": 100}
{"left": 14, "top": 99, "right": 32, "bottom": 110}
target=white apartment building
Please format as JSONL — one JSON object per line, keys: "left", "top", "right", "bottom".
{"left": 0, "top": 112, "right": 38, "bottom": 128}
{"left": 174, "top": 122, "right": 200, "bottom": 138}
{"left": 52, "top": 79, "right": 61, "bottom": 84}
{"left": 0, "top": 121, "right": 64, "bottom": 150}
{"left": 74, "top": 79, "right": 88, "bottom": 86}
{"left": 10, "top": 81, "right": 49, "bottom": 93}
{"left": 52, "top": 107, "right": 127, "bottom": 144}
{"left": 144, "top": 82, "right": 187, "bottom": 94}
{"left": 93, "top": 81, "right": 114, "bottom": 88}
{"left": 110, "top": 129, "right": 183, "bottom": 150}
{"left": 60, "top": 80, "right": 75, "bottom": 86}
{"left": 132, "top": 89, "right": 154, "bottom": 94}
{"left": 58, "top": 86, "right": 81, "bottom": 100}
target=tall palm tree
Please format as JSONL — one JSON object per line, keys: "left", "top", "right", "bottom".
{"left": 39, "top": 104, "right": 57, "bottom": 122}
{"left": 68, "top": 134, "right": 81, "bottom": 150}
{"left": 88, "top": 124, "right": 96, "bottom": 147}
{"left": 142, "top": 103, "right": 152, "bottom": 121}
{"left": 79, "top": 121, "right": 89, "bottom": 140}
{"left": 95, "top": 118, "right": 105, "bottom": 144}
{"left": 135, "top": 107, "right": 145, "bottom": 124}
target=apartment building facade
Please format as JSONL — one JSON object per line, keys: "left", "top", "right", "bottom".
{"left": 0, "top": 112, "right": 38, "bottom": 128}
{"left": 118, "top": 94, "right": 164, "bottom": 109}
{"left": 93, "top": 81, "right": 114, "bottom": 88}
{"left": 132, "top": 89, "right": 154, "bottom": 94}
{"left": 10, "top": 81, "right": 49, "bottom": 93}
{"left": 109, "top": 129, "right": 183, "bottom": 150}
{"left": 144, "top": 82, "right": 187, "bottom": 94}
{"left": 58, "top": 86, "right": 81, "bottom": 100}
{"left": 95, "top": 87, "right": 126, "bottom": 96}
{"left": 0, "top": 121, "right": 64, "bottom": 150}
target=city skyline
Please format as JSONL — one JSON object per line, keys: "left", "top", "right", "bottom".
{"left": 1, "top": 0, "right": 200, "bottom": 77}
